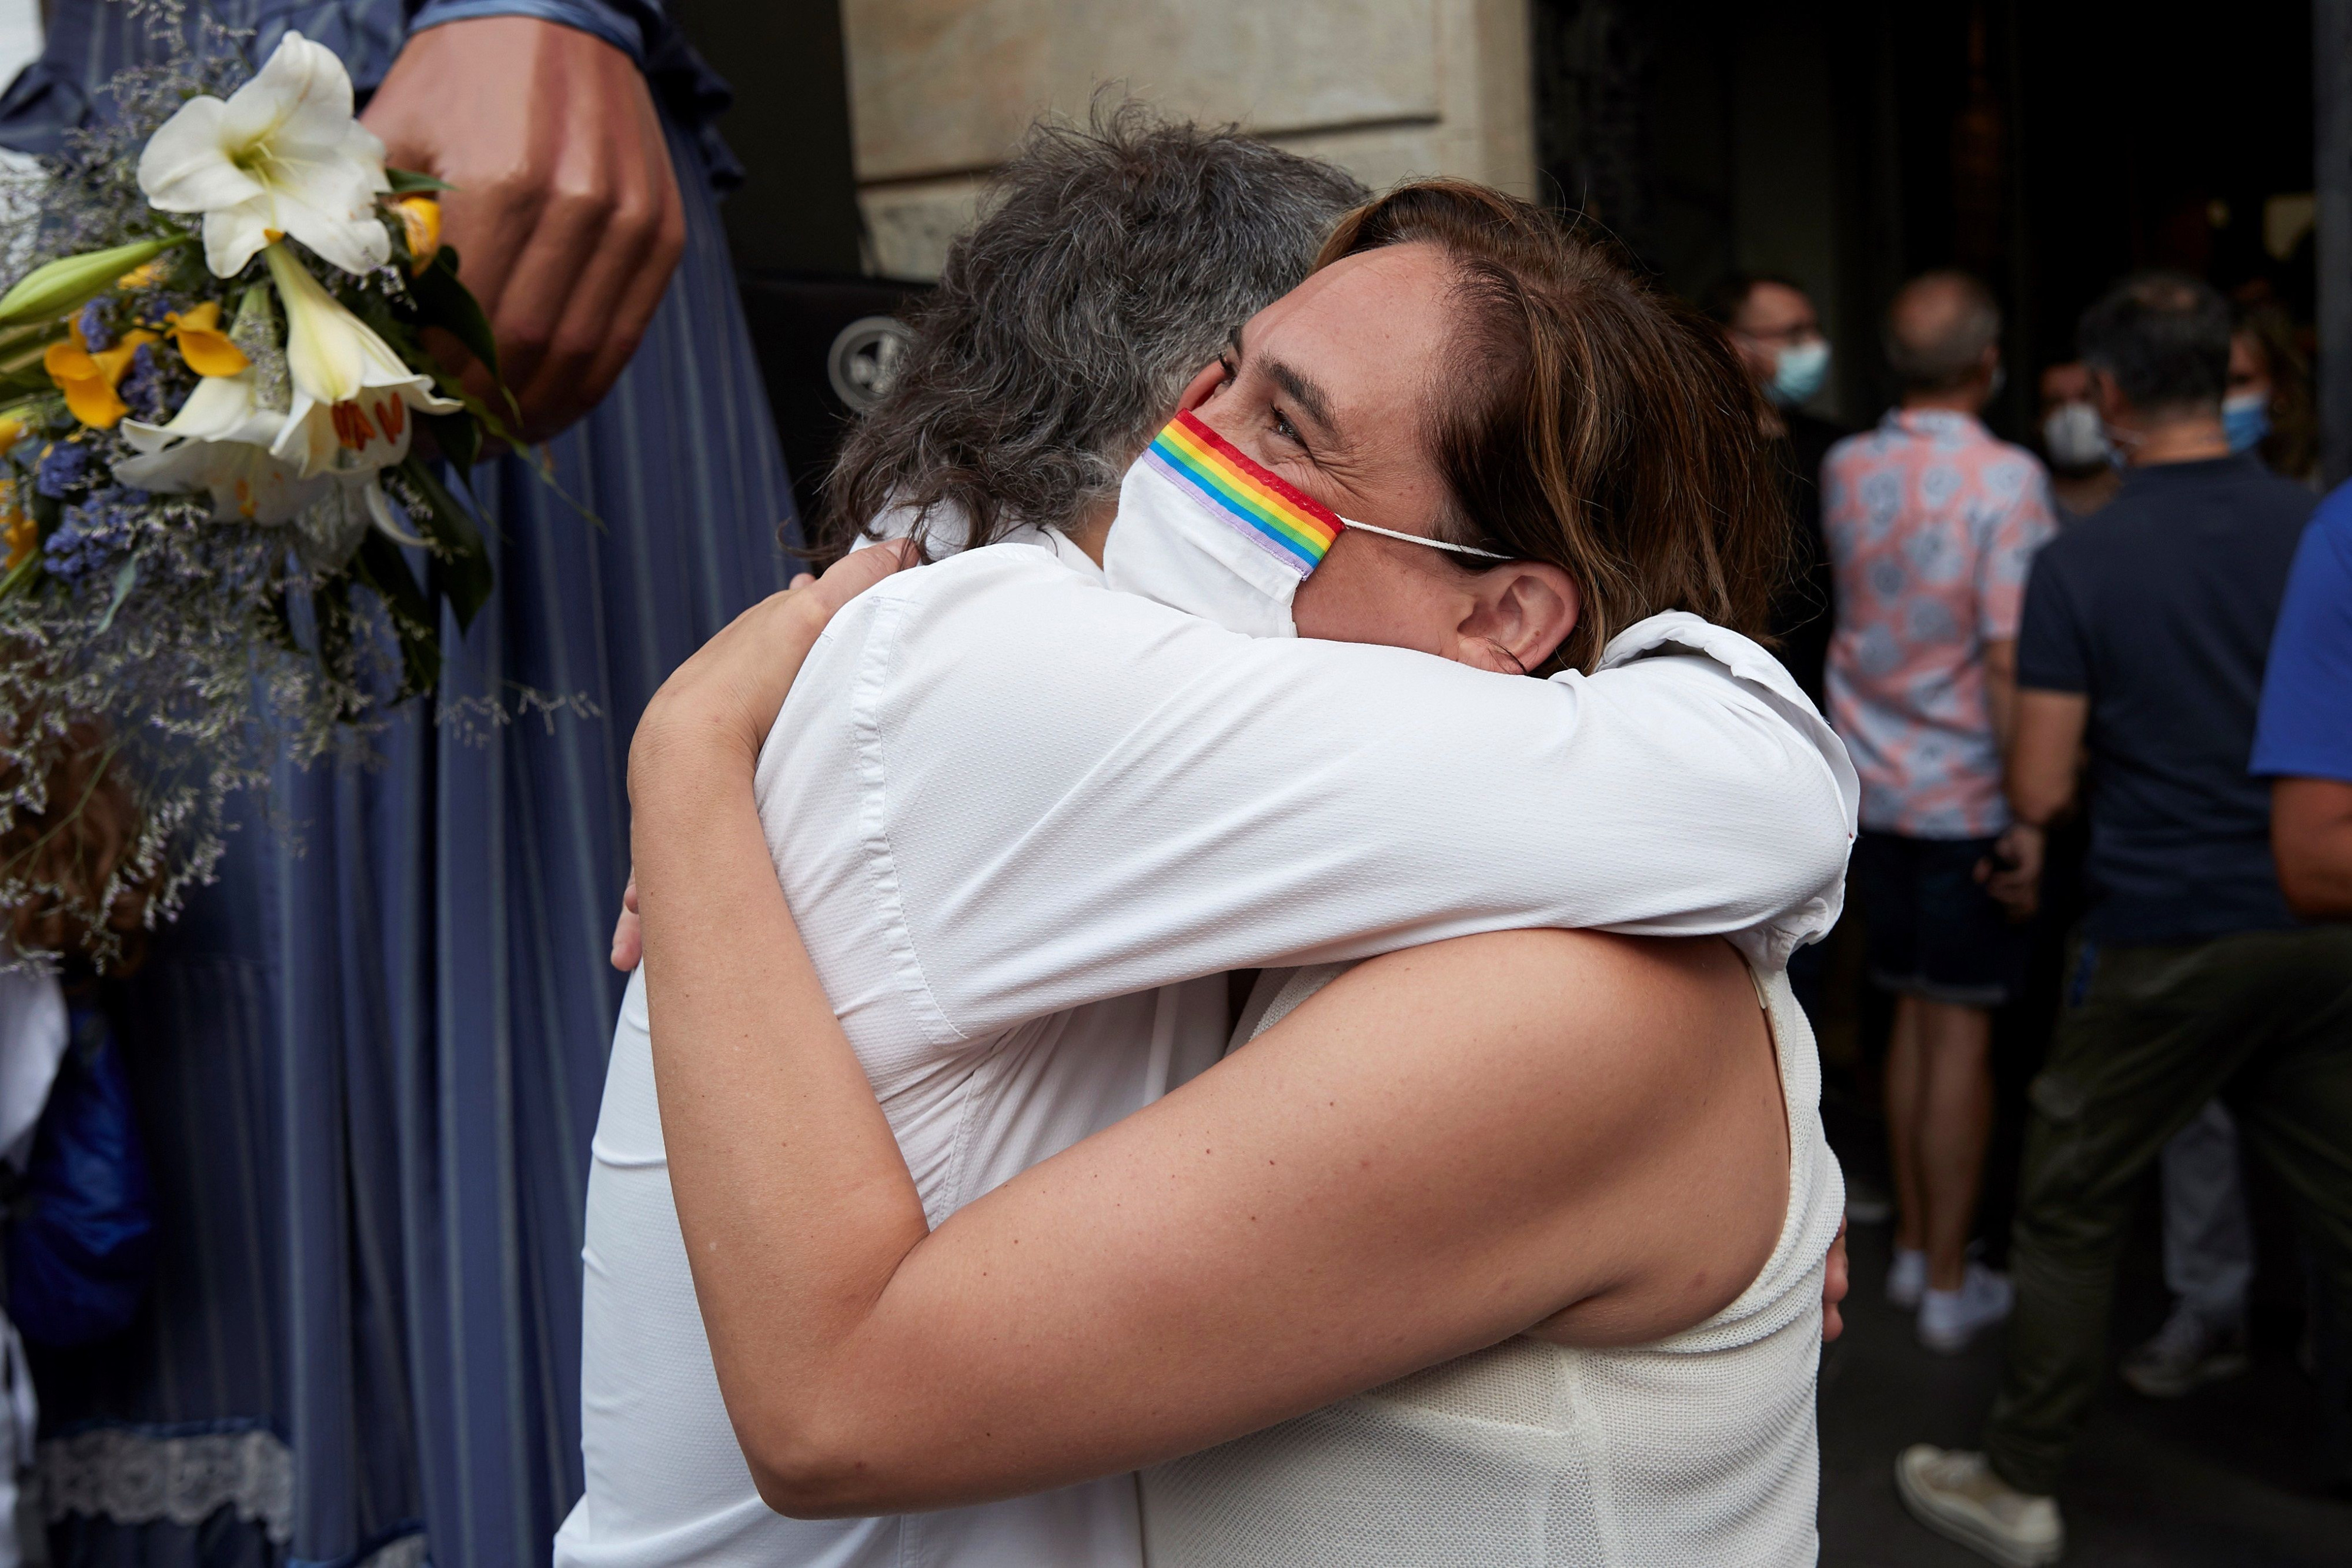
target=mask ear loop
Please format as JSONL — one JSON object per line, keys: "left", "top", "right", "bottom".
{"left": 1338, "top": 517, "right": 1512, "bottom": 560}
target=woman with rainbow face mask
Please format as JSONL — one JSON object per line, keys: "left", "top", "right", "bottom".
{"left": 593, "top": 183, "right": 1858, "bottom": 1568}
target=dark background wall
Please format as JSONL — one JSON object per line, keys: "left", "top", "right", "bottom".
{"left": 667, "top": 0, "right": 863, "bottom": 275}
{"left": 1534, "top": 0, "right": 2318, "bottom": 441}
{"left": 667, "top": 1, "right": 920, "bottom": 534}
{"left": 672, "top": 0, "right": 2326, "bottom": 519}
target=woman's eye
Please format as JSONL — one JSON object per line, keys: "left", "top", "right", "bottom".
{"left": 1271, "top": 409, "right": 1301, "bottom": 445}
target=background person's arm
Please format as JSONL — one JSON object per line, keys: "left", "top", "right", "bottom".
{"left": 362, "top": 15, "right": 686, "bottom": 442}
{"left": 1982, "top": 688, "right": 2087, "bottom": 915}
{"left": 1984, "top": 638, "right": 2019, "bottom": 754}
{"left": 2250, "top": 505, "right": 2352, "bottom": 922}
{"left": 2273, "top": 778, "right": 2352, "bottom": 920}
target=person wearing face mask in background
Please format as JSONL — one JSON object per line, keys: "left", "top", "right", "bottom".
{"left": 1710, "top": 276, "right": 1849, "bottom": 714}
{"left": 2103, "top": 298, "right": 2326, "bottom": 1410}
{"left": 2038, "top": 362, "right": 2123, "bottom": 522}
{"left": 1710, "top": 277, "right": 1856, "bottom": 1078}
{"left": 2227, "top": 303, "right": 2320, "bottom": 484}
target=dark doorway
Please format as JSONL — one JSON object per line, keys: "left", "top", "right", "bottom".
{"left": 1532, "top": 1, "right": 2316, "bottom": 442}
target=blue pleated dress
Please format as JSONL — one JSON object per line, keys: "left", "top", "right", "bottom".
{"left": 0, "top": 4, "right": 797, "bottom": 1564}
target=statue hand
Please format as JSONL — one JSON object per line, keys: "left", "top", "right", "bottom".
{"left": 363, "top": 16, "right": 686, "bottom": 443}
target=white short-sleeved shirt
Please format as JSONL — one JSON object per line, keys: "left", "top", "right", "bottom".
{"left": 555, "top": 538, "right": 1857, "bottom": 1568}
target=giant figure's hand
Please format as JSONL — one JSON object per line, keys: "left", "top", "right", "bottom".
{"left": 363, "top": 17, "right": 686, "bottom": 443}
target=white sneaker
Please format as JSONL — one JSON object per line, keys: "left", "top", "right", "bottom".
{"left": 1886, "top": 1246, "right": 1927, "bottom": 1309}
{"left": 1895, "top": 1445, "right": 2064, "bottom": 1566}
{"left": 1918, "top": 1263, "right": 2014, "bottom": 1353}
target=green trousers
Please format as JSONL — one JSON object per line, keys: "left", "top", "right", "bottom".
{"left": 1984, "top": 924, "right": 2352, "bottom": 1497}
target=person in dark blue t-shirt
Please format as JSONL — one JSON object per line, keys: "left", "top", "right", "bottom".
{"left": 1898, "top": 271, "right": 2352, "bottom": 1566}
{"left": 2254, "top": 480, "right": 2352, "bottom": 919}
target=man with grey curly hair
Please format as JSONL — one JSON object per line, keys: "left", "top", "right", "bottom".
{"left": 571, "top": 106, "right": 1369, "bottom": 1568}
{"left": 820, "top": 101, "right": 1370, "bottom": 559}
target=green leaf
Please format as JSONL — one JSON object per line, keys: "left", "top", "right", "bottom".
{"left": 422, "top": 409, "right": 479, "bottom": 474}
{"left": 93, "top": 557, "right": 136, "bottom": 633}
{"left": 409, "top": 245, "right": 500, "bottom": 380}
{"left": 0, "top": 237, "right": 182, "bottom": 327}
{"left": 399, "top": 456, "right": 495, "bottom": 632}
{"left": 0, "top": 546, "right": 39, "bottom": 600}
{"left": 353, "top": 532, "right": 442, "bottom": 700}
{"left": 386, "top": 167, "right": 456, "bottom": 195}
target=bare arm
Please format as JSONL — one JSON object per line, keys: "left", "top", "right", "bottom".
{"left": 1983, "top": 638, "right": 2019, "bottom": 754}
{"left": 2273, "top": 777, "right": 2352, "bottom": 920}
{"left": 630, "top": 583, "right": 1790, "bottom": 1518}
{"left": 1977, "top": 686, "right": 2086, "bottom": 917}
{"left": 2005, "top": 688, "right": 2089, "bottom": 828}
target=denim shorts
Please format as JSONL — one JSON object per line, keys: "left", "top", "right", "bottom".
{"left": 1853, "top": 829, "right": 2031, "bottom": 1008}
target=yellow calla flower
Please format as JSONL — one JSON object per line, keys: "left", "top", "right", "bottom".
{"left": 164, "top": 302, "right": 250, "bottom": 377}
{"left": 1, "top": 478, "right": 32, "bottom": 572}
{"left": 43, "top": 321, "right": 161, "bottom": 429}
{"left": 395, "top": 196, "right": 441, "bottom": 275}
{"left": 117, "top": 259, "right": 168, "bottom": 290}
{"left": 0, "top": 413, "right": 25, "bottom": 450}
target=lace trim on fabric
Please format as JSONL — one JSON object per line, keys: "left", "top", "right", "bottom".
{"left": 35, "top": 1423, "right": 294, "bottom": 1546}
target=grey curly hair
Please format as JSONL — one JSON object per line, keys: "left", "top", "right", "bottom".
{"left": 820, "top": 101, "right": 1370, "bottom": 556}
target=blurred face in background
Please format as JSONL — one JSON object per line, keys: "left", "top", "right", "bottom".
{"left": 1729, "top": 281, "right": 1830, "bottom": 409}
{"left": 2039, "top": 360, "right": 2110, "bottom": 472}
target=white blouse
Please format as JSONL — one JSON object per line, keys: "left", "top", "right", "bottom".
{"left": 1142, "top": 963, "right": 1841, "bottom": 1567}
{"left": 557, "top": 539, "right": 1856, "bottom": 1568}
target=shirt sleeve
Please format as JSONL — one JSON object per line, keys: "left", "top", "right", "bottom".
{"left": 2015, "top": 541, "right": 2089, "bottom": 695}
{"left": 410, "top": 0, "right": 663, "bottom": 66}
{"left": 760, "top": 550, "right": 1856, "bottom": 1048}
{"left": 2251, "top": 501, "right": 2352, "bottom": 781}
{"left": 1976, "top": 459, "right": 2059, "bottom": 643}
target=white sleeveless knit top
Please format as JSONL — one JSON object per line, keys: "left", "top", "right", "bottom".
{"left": 1140, "top": 961, "right": 1842, "bottom": 1567}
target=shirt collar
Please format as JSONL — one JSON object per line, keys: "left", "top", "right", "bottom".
{"left": 1882, "top": 407, "right": 1987, "bottom": 441}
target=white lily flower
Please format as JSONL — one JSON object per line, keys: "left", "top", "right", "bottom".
{"left": 138, "top": 32, "right": 393, "bottom": 279}
{"left": 114, "top": 370, "right": 326, "bottom": 524}
{"left": 263, "top": 243, "right": 460, "bottom": 479}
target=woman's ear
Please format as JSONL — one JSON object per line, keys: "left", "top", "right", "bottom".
{"left": 1455, "top": 563, "right": 1580, "bottom": 674}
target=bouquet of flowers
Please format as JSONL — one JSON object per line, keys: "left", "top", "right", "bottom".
{"left": 1, "top": 25, "right": 517, "bottom": 967}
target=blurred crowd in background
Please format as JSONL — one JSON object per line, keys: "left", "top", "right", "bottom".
{"left": 1709, "top": 253, "right": 2352, "bottom": 1559}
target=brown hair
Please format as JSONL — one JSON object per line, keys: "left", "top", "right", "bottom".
{"left": 1314, "top": 180, "right": 1787, "bottom": 673}
{"left": 3, "top": 720, "right": 158, "bottom": 972}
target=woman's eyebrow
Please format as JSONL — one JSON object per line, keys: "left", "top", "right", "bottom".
{"left": 1231, "top": 322, "right": 1340, "bottom": 444}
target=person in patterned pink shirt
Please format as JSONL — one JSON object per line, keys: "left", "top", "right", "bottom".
{"left": 1822, "top": 271, "right": 2057, "bottom": 1357}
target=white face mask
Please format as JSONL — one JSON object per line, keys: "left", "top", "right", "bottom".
{"left": 2042, "top": 400, "right": 2111, "bottom": 470}
{"left": 1103, "top": 409, "right": 1505, "bottom": 637}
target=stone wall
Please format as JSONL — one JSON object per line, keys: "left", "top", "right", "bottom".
{"left": 841, "top": 0, "right": 1535, "bottom": 278}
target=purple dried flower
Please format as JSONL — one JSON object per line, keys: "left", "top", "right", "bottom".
{"left": 35, "top": 440, "right": 94, "bottom": 499}
{"left": 119, "top": 342, "right": 168, "bottom": 423}
{"left": 42, "top": 487, "right": 148, "bottom": 583}
{"left": 74, "top": 298, "right": 115, "bottom": 352}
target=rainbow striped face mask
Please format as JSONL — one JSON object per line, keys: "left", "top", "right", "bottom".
{"left": 1103, "top": 409, "right": 1505, "bottom": 638}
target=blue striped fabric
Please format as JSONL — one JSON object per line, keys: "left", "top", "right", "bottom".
{"left": 3, "top": 5, "right": 797, "bottom": 1566}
